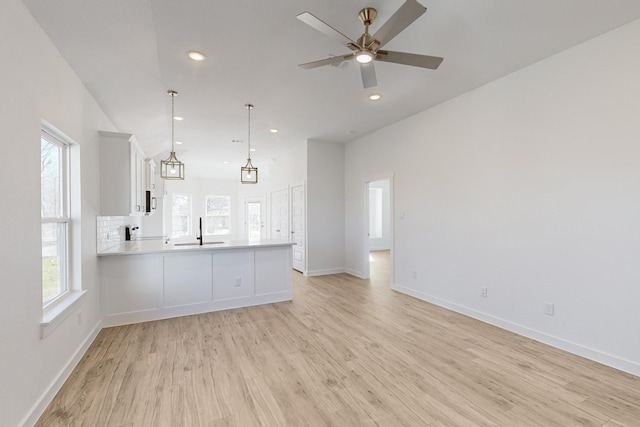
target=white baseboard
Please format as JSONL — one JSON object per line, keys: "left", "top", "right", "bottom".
{"left": 306, "top": 268, "right": 346, "bottom": 277}
{"left": 344, "top": 268, "right": 366, "bottom": 279}
{"left": 21, "top": 320, "right": 102, "bottom": 427}
{"left": 392, "top": 283, "right": 640, "bottom": 378}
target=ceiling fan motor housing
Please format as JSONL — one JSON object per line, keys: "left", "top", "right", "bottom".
{"left": 358, "top": 7, "right": 377, "bottom": 26}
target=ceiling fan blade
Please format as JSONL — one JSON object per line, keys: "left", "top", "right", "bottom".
{"left": 299, "top": 54, "right": 354, "bottom": 69}
{"left": 371, "top": 0, "right": 427, "bottom": 49}
{"left": 376, "top": 50, "right": 443, "bottom": 69}
{"left": 360, "top": 62, "right": 377, "bottom": 88}
{"left": 297, "top": 12, "right": 358, "bottom": 48}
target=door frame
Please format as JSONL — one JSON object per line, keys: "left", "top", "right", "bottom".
{"left": 364, "top": 174, "right": 394, "bottom": 286}
{"left": 244, "top": 194, "right": 267, "bottom": 240}
{"left": 290, "top": 182, "right": 307, "bottom": 274}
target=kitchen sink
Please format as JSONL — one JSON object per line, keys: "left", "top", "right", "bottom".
{"left": 174, "top": 241, "right": 225, "bottom": 246}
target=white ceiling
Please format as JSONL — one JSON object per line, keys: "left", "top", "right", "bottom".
{"left": 22, "top": 0, "right": 640, "bottom": 178}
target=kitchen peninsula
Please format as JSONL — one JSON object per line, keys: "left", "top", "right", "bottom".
{"left": 98, "top": 240, "right": 294, "bottom": 327}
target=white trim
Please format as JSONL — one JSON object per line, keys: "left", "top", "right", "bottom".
{"left": 392, "top": 283, "right": 640, "bottom": 377}
{"left": 363, "top": 174, "right": 395, "bottom": 285}
{"left": 41, "top": 290, "right": 87, "bottom": 338}
{"left": 170, "top": 192, "right": 193, "bottom": 239}
{"left": 41, "top": 126, "right": 73, "bottom": 306}
{"left": 306, "top": 268, "right": 346, "bottom": 277}
{"left": 24, "top": 319, "right": 102, "bottom": 427}
{"left": 204, "top": 194, "right": 231, "bottom": 236}
{"left": 344, "top": 268, "right": 366, "bottom": 279}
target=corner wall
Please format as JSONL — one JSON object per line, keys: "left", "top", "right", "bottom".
{"left": 307, "top": 140, "right": 345, "bottom": 275}
{"left": 0, "top": 1, "right": 116, "bottom": 425}
{"left": 345, "top": 19, "right": 640, "bottom": 375}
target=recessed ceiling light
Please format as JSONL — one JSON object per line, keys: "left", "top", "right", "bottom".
{"left": 175, "top": 141, "right": 183, "bottom": 145}
{"left": 173, "top": 116, "right": 183, "bottom": 121}
{"left": 270, "top": 128, "right": 279, "bottom": 133}
{"left": 369, "top": 94, "right": 381, "bottom": 101}
{"left": 250, "top": 148, "right": 256, "bottom": 152}
{"left": 188, "top": 51, "right": 206, "bottom": 61}
{"left": 223, "top": 161, "right": 229, "bottom": 164}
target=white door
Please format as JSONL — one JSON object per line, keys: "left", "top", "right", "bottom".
{"left": 245, "top": 196, "right": 266, "bottom": 240}
{"left": 270, "top": 188, "right": 289, "bottom": 241}
{"left": 291, "top": 184, "right": 305, "bottom": 272}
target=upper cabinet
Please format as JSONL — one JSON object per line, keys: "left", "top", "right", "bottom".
{"left": 145, "top": 158, "right": 165, "bottom": 197}
{"left": 99, "top": 131, "right": 146, "bottom": 216}
{"left": 145, "top": 159, "right": 155, "bottom": 192}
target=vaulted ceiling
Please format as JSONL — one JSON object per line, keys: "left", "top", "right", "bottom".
{"left": 23, "top": 0, "right": 640, "bottom": 178}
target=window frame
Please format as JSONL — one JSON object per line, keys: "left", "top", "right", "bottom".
{"left": 204, "top": 195, "right": 231, "bottom": 236}
{"left": 41, "top": 130, "right": 71, "bottom": 307}
{"left": 171, "top": 192, "right": 193, "bottom": 238}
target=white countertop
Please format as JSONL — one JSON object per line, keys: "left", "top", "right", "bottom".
{"left": 97, "top": 239, "right": 295, "bottom": 256}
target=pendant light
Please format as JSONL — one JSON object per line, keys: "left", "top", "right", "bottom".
{"left": 240, "top": 103, "right": 258, "bottom": 184}
{"left": 161, "top": 90, "right": 185, "bottom": 180}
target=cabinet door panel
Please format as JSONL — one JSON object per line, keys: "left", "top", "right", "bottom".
{"left": 163, "top": 252, "right": 212, "bottom": 307}
{"left": 212, "top": 250, "right": 254, "bottom": 301}
{"left": 102, "top": 255, "right": 163, "bottom": 315}
{"left": 255, "top": 247, "right": 291, "bottom": 296}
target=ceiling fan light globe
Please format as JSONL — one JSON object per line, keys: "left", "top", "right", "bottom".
{"left": 356, "top": 50, "right": 374, "bottom": 64}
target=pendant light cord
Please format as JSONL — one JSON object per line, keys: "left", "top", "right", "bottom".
{"left": 246, "top": 104, "right": 252, "bottom": 160}
{"left": 171, "top": 92, "right": 176, "bottom": 152}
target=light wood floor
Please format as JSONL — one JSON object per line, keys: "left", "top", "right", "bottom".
{"left": 37, "top": 250, "right": 640, "bottom": 426}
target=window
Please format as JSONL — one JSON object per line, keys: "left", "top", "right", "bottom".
{"left": 41, "top": 131, "right": 69, "bottom": 306}
{"left": 205, "top": 195, "right": 230, "bottom": 235}
{"left": 172, "top": 193, "right": 192, "bottom": 238}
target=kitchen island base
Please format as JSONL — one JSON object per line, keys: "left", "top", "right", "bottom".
{"left": 99, "top": 244, "right": 292, "bottom": 327}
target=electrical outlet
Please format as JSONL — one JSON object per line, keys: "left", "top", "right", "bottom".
{"left": 544, "top": 303, "right": 554, "bottom": 316}
{"left": 480, "top": 287, "right": 488, "bottom": 297}
{"left": 412, "top": 271, "right": 417, "bottom": 279}
{"left": 234, "top": 277, "right": 242, "bottom": 287}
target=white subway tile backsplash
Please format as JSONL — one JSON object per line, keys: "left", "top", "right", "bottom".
{"left": 96, "top": 215, "right": 145, "bottom": 252}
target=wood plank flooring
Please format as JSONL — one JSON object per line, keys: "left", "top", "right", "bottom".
{"left": 37, "top": 251, "right": 640, "bottom": 426}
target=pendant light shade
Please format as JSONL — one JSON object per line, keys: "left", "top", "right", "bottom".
{"left": 240, "top": 103, "right": 258, "bottom": 184}
{"left": 161, "top": 90, "right": 185, "bottom": 180}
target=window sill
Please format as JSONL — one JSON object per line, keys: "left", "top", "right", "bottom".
{"left": 41, "top": 290, "right": 87, "bottom": 339}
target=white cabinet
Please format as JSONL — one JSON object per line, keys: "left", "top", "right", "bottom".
{"left": 99, "top": 131, "right": 146, "bottom": 216}
{"left": 164, "top": 252, "right": 212, "bottom": 307}
{"left": 99, "top": 244, "right": 293, "bottom": 327}
{"left": 101, "top": 254, "right": 163, "bottom": 321}
{"left": 255, "top": 246, "right": 291, "bottom": 296}
{"left": 212, "top": 250, "right": 254, "bottom": 301}
{"left": 145, "top": 159, "right": 155, "bottom": 191}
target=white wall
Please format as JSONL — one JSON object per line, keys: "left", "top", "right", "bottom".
{"left": 264, "top": 140, "right": 307, "bottom": 191}
{"left": 306, "top": 140, "right": 345, "bottom": 275}
{"left": 345, "top": 19, "right": 640, "bottom": 376}
{"left": 0, "top": 1, "right": 116, "bottom": 425}
{"left": 368, "top": 179, "right": 391, "bottom": 251}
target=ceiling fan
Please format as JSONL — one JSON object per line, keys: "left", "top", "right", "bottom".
{"left": 297, "top": 0, "right": 444, "bottom": 88}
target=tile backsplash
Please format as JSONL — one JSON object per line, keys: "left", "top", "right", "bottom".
{"left": 96, "top": 216, "right": 142, "bottom": 252}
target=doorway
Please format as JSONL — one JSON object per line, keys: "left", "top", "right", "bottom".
{"left": 244, "top": 195, "right": 266, "bottom": 240}
{"left": 291, "top": 183, "right": 306, "bottom": 273}
{"left": 366, "top": 178, "right": 393, "bottom": 285}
